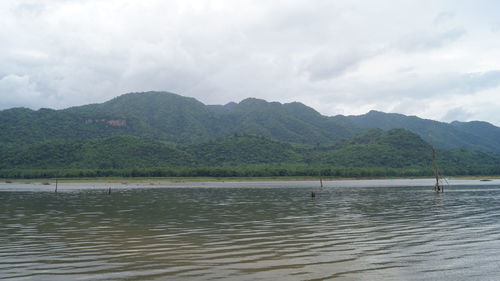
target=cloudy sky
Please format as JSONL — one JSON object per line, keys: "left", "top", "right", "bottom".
{"left": 1, "top": 0, "right": 500, "bottom": 125}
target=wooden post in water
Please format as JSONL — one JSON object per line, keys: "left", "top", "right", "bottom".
{"left": 320, "top": 178, "right": 323, "bottom": 188}
{"left": 108, "top": 187, "right": 111, "bottom": 195}
{"left": 55, "top": 178, "right": 58, "bottom": 193}
{"left": 432, "top": 148, "right": 443, "bottom": 193}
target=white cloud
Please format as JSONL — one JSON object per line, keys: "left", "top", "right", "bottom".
{"left": 0, "top": 0, "right": 499, "bottom": 126}
{"left": 397, "top": 27, "right": 467, "bottom": 52}
{"left": 433, "top": 11, "right": 455, "bottom": 25}
{"left": 0, "top": 74, "right": 49, "bottom": 109}
{"left": 300, "top": 49, "right": 373, "bottom": 81}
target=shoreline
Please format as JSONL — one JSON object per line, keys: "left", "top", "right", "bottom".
{"left": 3, "top": 175, "right": 499, "bottom": 184}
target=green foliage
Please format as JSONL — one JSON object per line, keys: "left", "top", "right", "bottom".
{"left": 2, "top": 91, "right": 500, "bottom": 178}
{"left": 303, "top": 129, "right": 434, "bottom": 168}
{"left": 0, "top": 166, "right": 436, "bottom": 179}
{"left": 2, "top": 91, "right": 500, "bottom": 153}
{"left": 0, "top": 91, "right": 359, "bottom": 147}
{"left": 0, "top": 136, "right": 193, "bottom": 169}
{"left": 344, "top": 110, "right": 500, "bottom": 153}
{"left": 184, "top": 134, "right": 302, "bottom": 165}
{"left": 1, "top": 129, "right": 500, "bottom": 179}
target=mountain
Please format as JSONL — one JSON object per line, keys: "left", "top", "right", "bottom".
{"left": 1, "top": 91, "right": 500, "bottom": 153}
{"left": 64, "top": 92, "right": 214, "bottom": 143}
{"left": 451, "top": 120, "right": 500, "bottom": 143}
{"left": 0, "top": 91, "right": 358, "bottom": 146}
{"left": 340, "top": 110, "right": 500, "bottom": 153}
{"left": 213, "top": 98, "right": 358, "bottom": 144}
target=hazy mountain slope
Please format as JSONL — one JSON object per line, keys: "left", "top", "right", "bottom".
{"left": 342, "top": 110, "right": 500, "bottom": 152}
{"left": 451, "top": 121, "right": 500, "bottom": 142}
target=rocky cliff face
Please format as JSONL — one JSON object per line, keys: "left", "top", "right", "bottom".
{"left": 85, "top": 119, "right": 127, "bottom": 127}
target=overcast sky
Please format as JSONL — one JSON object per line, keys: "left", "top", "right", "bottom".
{"left": 1, "top": 0, "right": 500, "bottom": 125}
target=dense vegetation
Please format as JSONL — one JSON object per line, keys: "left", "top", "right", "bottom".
{"left": 343, "top": 110, "right": 500, "bottom": 152}
{"left": 3, "top": 91, "right": 500, "bottom": 152}
{"left": 0, "top": 92, "right": 357, "bottom": 146}
{"left": 2, "top": 91, "right": 500, "bottom": 179}
{"left": 1, "top": 129, "right": 500, "bottom": 179}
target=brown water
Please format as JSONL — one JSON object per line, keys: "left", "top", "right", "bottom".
{"left": 1, "top": 179, "right": 500, "bottom": 280}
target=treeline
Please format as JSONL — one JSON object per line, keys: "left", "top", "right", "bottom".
{"left": 2, "top": 129, "right": 500, "bottom": 179}
{"left": 3, "top": 129, "right": 487, "bottom": 170}
{"left": 2, "top": 165, "right": 500, "bottom": 179}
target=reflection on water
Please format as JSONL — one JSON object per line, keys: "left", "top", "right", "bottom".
{"left": 2, "top": 180, "right": 500, "bottom": 280}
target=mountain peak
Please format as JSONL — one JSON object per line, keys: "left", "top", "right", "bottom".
{"left": 238, "top": 97, "right": 275, "bottom": 106}
{"left": 2, "top": 91, "right": 500, "bottom": 153}
{"left": 107, "top": 91, "right": 194, "bottom": 104}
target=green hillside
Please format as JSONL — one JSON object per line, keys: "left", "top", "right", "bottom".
{"left": 184, "top": 134, "right": 302, "bottom": 166}
{"left": 2, "top": 91, "right": 500, "bottom": 179}
{"left": 0, "top": 136, "right": 193, "bottom": 169}
{"left": 306, "top": 129, "right": 434, "bottom": 168}
{"left": 0, "top": 91, "right": 359, "bottom": 146}
{"left": 342, "top": 110, "right": 500, "bottom": 152}
{"left": 2, "top": 91, "right": 500, "bottom": 152}
{"left": 223, "top": 98, "right": 358, "bottom": 144}
{"left": 2, "top": 129, "right": 500, "bottom": 179}
{"left": 65, "top": 92, "right": 214, "bottom": 143}
{"left": 451, "top": 120, "right": 500, "bottom": 143}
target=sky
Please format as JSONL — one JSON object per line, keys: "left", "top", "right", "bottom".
{"left": 1, "top": 0, "right": 500, "bottom": 125}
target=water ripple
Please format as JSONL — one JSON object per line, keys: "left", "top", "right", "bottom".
{"left": 2, "top": 182, "right": 500, "bottom": 280}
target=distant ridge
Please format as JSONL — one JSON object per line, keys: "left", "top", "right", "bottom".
{"left": 1, "top": 91, "right": 500, "bottom": 152}
{"left": 340, "top": 110, "right": 500, "bottom": 152}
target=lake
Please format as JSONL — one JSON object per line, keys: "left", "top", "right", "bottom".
{"left": 1, "top": 179, "right": 500, "bottom": 280}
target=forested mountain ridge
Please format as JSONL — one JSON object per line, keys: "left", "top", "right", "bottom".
{"left": 1, "top": 91, "right": 500, "bottom": 153}
{"left": 2, "top": 91, "right": 500, "bottom": 178}
{"left": 0, "top": 91, "right": 358, "bottom": 146}
{"left": 336, "top": 110, "right": 500, "bottom": 153}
